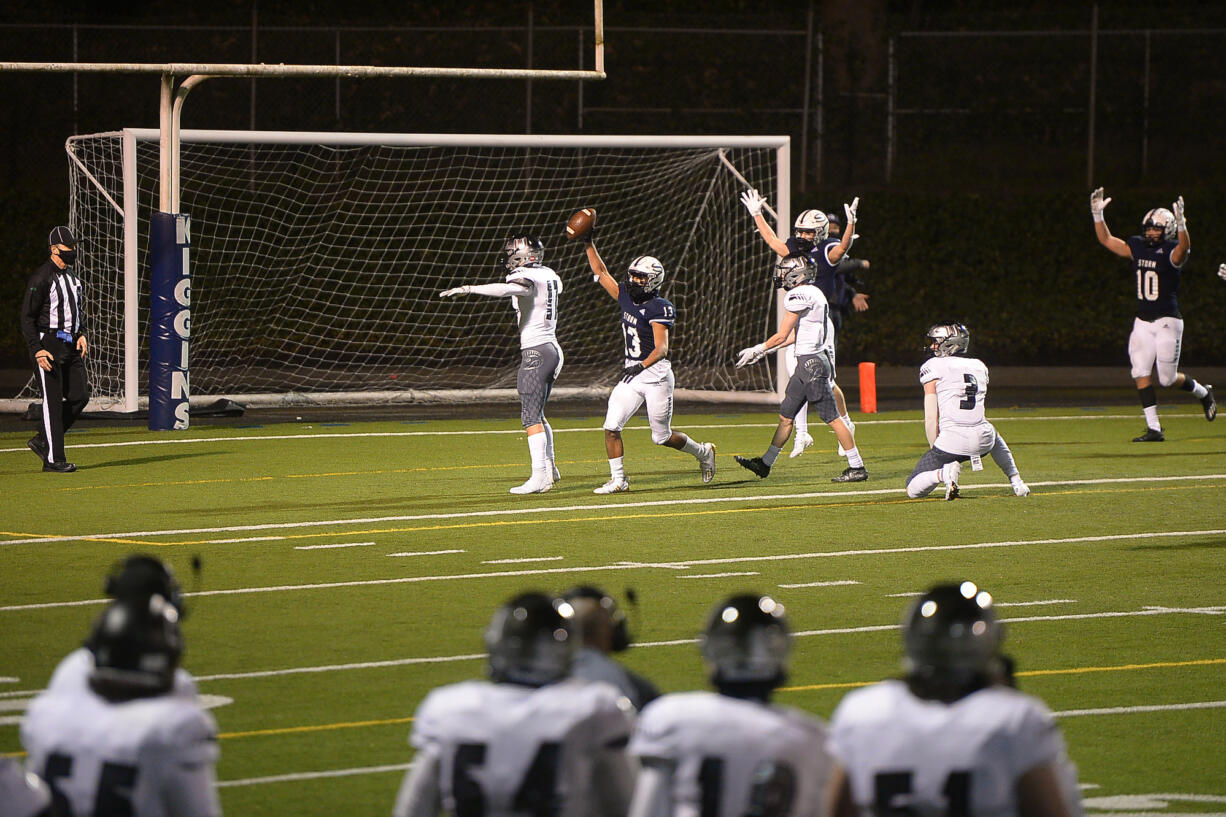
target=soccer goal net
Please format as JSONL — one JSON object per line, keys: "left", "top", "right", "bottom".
{"left": 60, "top": 130, "right": 789, "bottom": 408}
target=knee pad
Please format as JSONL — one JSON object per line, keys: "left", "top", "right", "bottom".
{"left": 651, "top": 430, "right": 672, "bottom": 445}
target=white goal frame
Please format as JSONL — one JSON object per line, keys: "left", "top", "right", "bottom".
{"left": 61, "top": 129, "right": 791, "bottom": 411}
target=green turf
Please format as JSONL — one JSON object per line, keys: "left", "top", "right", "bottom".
{"left": 2, "top": 406, "right": 1225, "bottom": 814}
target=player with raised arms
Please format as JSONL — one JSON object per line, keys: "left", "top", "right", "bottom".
{"left": 572, "top": 210, "right": 716, "bottom": 494}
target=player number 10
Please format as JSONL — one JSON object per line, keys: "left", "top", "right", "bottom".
{"left": 1137, "top": 268, "right": 1160, "bottom": 301}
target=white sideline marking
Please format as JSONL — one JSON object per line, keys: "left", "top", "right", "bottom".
{"left": 0, "top": 677, "right": 17, "bottom": 684}
{"left": 3, "top": 529, "right": 1225, "bottom": 613}
{"left": 208, "top": 536, "right": 287, "bottom": 544}
{"left": 217, "top": 762, "right": 413, "bottom": 788}
{"left": 0, "top": 411, "right": 1209, "bottom": 458}
{"left": 387, "top": 549, "right": 466, "bottom": 558}
{"left": 4, "top": 474, "right": 1225, "bottom": 549}
{"left": 995, "top": 599, "right": 1078, "bottom": 607}
{"left": 1055, "top": 700, "right": 1226, "bottom": 718}
{"left": 677, "top": 571, "right": 759, "bottom": 579}
{"left": 778, "top": 580, "right": 860, "bottom": 589}
{"left": 481, "top": 556, "right": 564, "bottom": 564}
{"left": 294, "top": 541, "right": 375, "bottom": 551}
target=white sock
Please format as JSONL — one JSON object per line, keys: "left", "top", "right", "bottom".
{"left": 1011, "top": 473, "right": 1026, "bottom": 486}
{"left": 795, "top": 404, "right": 809, "bottom": 438}
{"left": 1190, "top": 381, "right": 1208, "bottom": 399}
{"left": 679, "top": 434, "right": 703, "bottom": 457}
{"left": 542, "top": 420, "right": 555, "bottom": 461}
{"left": 609, "top": 456, "right": 625, "bottom": 481}
{"left": 839, "top": 413, "right": 854, "bottom": 429}
{"left": 763, "top": 445, "right": 782, "bottom": 467}
{"left": 1143, "top": 405, "right": 1160, "bottom": 430}
{"left": 845, "top": 447, "right": 865, "bottom": 468}
{"left": 528, "top": 432, "right": 548, "bottom": 476}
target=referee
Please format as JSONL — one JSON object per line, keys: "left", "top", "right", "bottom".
{"left": 20, "top": 225, "right": 90, "bottom": 473}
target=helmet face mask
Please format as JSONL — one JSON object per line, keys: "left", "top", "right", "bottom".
{"left": 1141, "top": 207, "right": 1176, "bottom": 246}
{"left": 502, "top": 234, "right": 545, "bottom": 273}
{"left": 902, "top": 581, "right": 1003, "bottom": 703}
{"left": 793, "top": 209, "right": 829, "bottom": 243}
{"left": 926, "top": 323, "right": 971, "bottom": 357}
{"left": 700, "top": 594, "right": 790, "bottom": 692}
{"left": 485, "top": 592, "right": 576, "bottom": 687}
{"left": 626, "top": 255, "right": 665, "bottom": 302}
{"left": 774, "top": 253, "right": 813, "bottom": 291}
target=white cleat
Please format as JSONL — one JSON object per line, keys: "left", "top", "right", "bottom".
{"left": 789, "top": 431, "right": 814, "bottom": 459}
{"left": 593, "top": 477, "right": 630, "bottom": 494}
{"left": 941, "top": 461, "right": 962, "bottom": 501}
{"left": 1012, "top": 477, "right": 1030, "bottom": 497}
{"left": 510, "top": 473, "right": 554, "bottom": 495}
{"left": 837, "top": 418, "right": 856, "bottom": 457}
{"left": 698, "top": 442, "right": 717, "bottom": 483}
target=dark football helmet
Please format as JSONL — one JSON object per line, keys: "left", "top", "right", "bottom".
{"left": 1141, "top": 207, "right": 1176, "bottom": 246}
{"left": 562, "top": 585, "right": 631, "bottom": 652}
{"left": 105, "top": 554, "right": 185, "bottom": 616}
{"left": 626, "top": 255, "right": 665, "bottom": 302}
{"left": 773, "top": 253, "right": 814, "bottom": 291}
{"left": 502, "top": 234, "right": 545, "bottom": 272}
{"left": 824, "top": 212, "right": 842, "bottom": 237}
{"left": 926, "top": 323, "right": 971, "bottom": 357}
{"left": 88, "top": 595, "right": 184, "bottom": 700}
{"left": 902, "top": 581, "right": 1003, "bottom": 703}
{"left": 485, "top": 591, "right": 576, "bottom": 686}
{"left": 700, "top": 594, "right": 790, "bottom": 691}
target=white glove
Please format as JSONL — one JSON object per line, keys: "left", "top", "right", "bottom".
{"left": 1090, "top": 187, "right": 1111, "bottom": 222}
{"left": 844, "top": 196, "right": 859, "bottom": 226}
{"left": 1217, "top": 263, "right": 1226, "bottom": 281}
{"left": 740, "top": 188, "right": 764, "bottom": 217}
{"left": 1173, "top": 195, "right": 1186, "bottom": 232}
{"left": 439, "top": 285, "right": 470, "bottom": 298}
{"left": 735, "top": 344, "right": 767, "bottom": 368}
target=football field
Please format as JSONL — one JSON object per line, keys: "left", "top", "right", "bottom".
{"left": 2, "top": 405, "right": 1225, "bottom": 815}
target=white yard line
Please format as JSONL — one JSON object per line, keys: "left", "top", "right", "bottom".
{"left": 480, "top": 556, "right": 564, "bottom": 564}
{"left": 293, "top": 541, "right": 376, "bottom": 550}
{"left": 1055, "top": 700, "right": 1226, "bottom": 718}
{"left": 386, "top": 549, "right": 466, "bottom": 558}
{"left": 3, "top": 474, "right": 1224, "bottom": 549}
{"left": 217, "top": 762, "right": 414, "bottom": 788}
{"left": 3, "top": 528, "right": 1224, "bottom": 614}
{"left": 677, "top": 571, "right": 760, "bottom": 579}
{"left": 778, "top": 580, "right": 861, "bottom": 589}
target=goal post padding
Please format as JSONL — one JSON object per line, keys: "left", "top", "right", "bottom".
{"left": 62, "top": 130, "right": 789, "bottom": 408}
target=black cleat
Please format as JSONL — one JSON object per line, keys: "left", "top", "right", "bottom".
{"left": 1202, "top": 385, "right": 1216, "bottom": 421}
{"left": 832, "top": 466, "right": 869, "bottom": 483}
{"left": 27, "top": 436, "right": 48, "bottom": 464}
{"left": 735, "top": 455, "right": 771, "bottom": 478}
{"left": 1132, "top": 427, "right": 1165, "bottom": 442}
{"left": 42, "top": 461, "right": 77, "bottom": 473}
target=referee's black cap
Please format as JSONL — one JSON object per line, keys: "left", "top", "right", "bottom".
{"left": 49, "top": 225, "right": 79, "bottom": 248}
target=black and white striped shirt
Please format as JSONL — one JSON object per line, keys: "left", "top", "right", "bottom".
{"left": 20, "top": 259, "right": 85, "bottom": 355}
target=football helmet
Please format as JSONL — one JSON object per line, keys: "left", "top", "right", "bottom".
{"left": 1141, "top": 207, "right": 1176, "bottom": 245}
{"left": 926, "top": 323, "right": 971, "bottom": 357}
{"left": 88, "top": 595, "right": 183, "bottom": 700}
{"left": 825, "top": 212, "right": 842, "bottom": 237}
{"left": 700, "top": 594, "right": 790, "bottom": 689}
{"left": 626, "top": 255, "right": 665, "bottom": 302}
{"left": 105, "top": 554, "right": 185, "bottom": 616}
{"left": 485, "top": 591, "right": 576, "bottom": 686}
{"left": 502, "top": 234, "right": 545, "bottom": 272}
{"left": 902, "top": 581, "right": 1003, "bottom": 702}
{"left": 774, "top": 253, "right": 814, "bottom": 291}
{"left": 793, "top": 209, "right": 830, "bottom": 242}
{"left": 562, "top": 585, "right": 631, "bottom": 652}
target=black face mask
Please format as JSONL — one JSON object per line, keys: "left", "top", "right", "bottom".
{"left": 58, "top": 249, "right": 77, "bottom": 266}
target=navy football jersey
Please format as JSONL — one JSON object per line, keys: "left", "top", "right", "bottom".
{"left": 1126, "top": 235, "right": 1183, "bottom": 320}
{"left": 617, "top": 283, "right": 676, "bottom": 364}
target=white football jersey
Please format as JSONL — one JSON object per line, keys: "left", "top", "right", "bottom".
{"left": 631, "top": 691, "right": 832, "bottom": 817}
{"left": 829, "top": 680, "right": 1077, "bottom": 817}
{"left": 0, "top": 757, "right": 51, "bottom": 817}
{"left": 920, "top": 356, "right": 992, "bottom": 428}
{"left": 403, "top": 678, "right": 635, "bottom": 817}
{"left": 783, "top": 284, "right": 834, "bottom": 357}
{"left": 506, "top": 264, "right": 563, "bottom": 349}
{"left": 21, "top": 682, "right": 220, "bottom": 817}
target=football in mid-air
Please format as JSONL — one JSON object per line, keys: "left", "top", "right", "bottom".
{"left": 565, "top": 208, "right": 597, "bottom": 241}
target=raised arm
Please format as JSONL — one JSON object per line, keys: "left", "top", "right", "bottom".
{"left": 741, "top": 188, "right": 790, "bottom": 257}
{"left": 1171, "top": 195, "right": 1190, "bottom": 266}
{"left": 439, "top": 280, "right": 532, "bottom": 299}
{"left": 1090, "top": 187, "right": 1131, "bottom": 258}
{"left": 586, "top": 241, "right": 621, "bottom": 300}
{"left": 825, "top": 197, "right": 859, "bottom": 265}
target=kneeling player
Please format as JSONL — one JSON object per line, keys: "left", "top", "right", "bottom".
{"left": 905, "top": 323, "right": 1028, "bottom": 500}
{"left": 733, "top": 254, "right": 867, "bottom": 483}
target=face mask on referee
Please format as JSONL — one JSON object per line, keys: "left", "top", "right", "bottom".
{"left": 55, "top": 246, "right": 77, "bottom": 267}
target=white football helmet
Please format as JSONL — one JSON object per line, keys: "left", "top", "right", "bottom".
{"left": 774, "top": 253, "right": 814, "bottom": 291}
{"left": 626, "top": 255, "right": 665, "bottom": 300}
{"left": 793, "top": 209, "right": 830, "bottom": 241}
{"left": 1141, "top": 207, "right": 1176, "bottom": 245}
{"left": 502, "top": 234, "right": 544, "bottom": 272}
{"left": 926, "top": 323, "right": 971, "bottom": 357}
